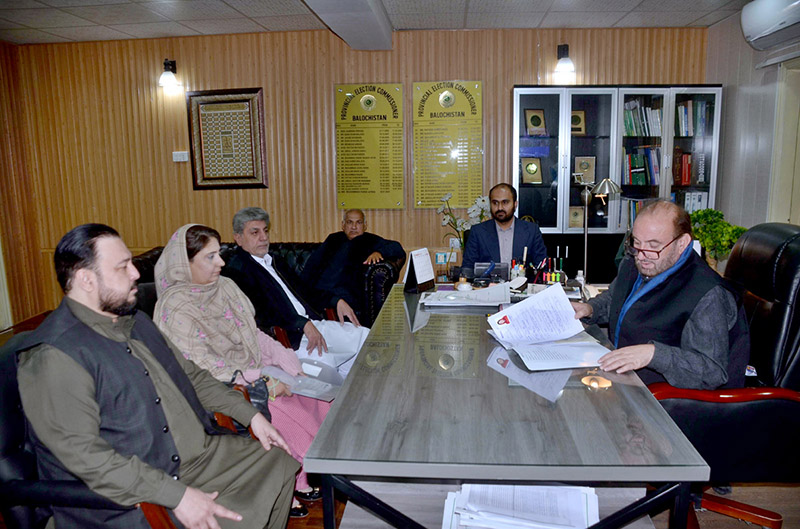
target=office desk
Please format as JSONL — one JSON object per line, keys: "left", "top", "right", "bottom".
{"left": 305, "top": 285, "right": 709, "bottom": 529}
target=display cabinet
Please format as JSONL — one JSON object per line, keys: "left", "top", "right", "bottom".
{"left": 513, "top": 85, "right": 722, "bottom": 234}
{"left": 512, "top": 87, "right": 619, "bottom": 234}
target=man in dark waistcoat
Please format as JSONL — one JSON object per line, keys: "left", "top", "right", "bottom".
{"left": 300, "top": 208, "right": 404, "bottom": 325}
{"left": 571, "top": 200, "right": 750, "bottom": 389}
{"left": 16, "top": 224, "right": 299, "bottom": 529}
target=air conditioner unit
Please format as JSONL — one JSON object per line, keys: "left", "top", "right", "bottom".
{"left": 742, "top": 0, "right": 800, "bottom": 49}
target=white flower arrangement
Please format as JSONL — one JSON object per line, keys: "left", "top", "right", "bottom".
{"left": 437, "top": 193, "right": 490, "bottom": 249}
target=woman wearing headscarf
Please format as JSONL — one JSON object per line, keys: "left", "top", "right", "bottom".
{"left": 153, "top": 224, "right": 330, "bottom": 518}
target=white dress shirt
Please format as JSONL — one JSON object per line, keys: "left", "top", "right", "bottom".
{"left": 250, "top": 253, "right": 309, "bottom": 318}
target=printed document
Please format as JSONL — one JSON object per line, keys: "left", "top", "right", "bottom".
{"left": 442, "top": 484, "right": 599, "bottom": 529}
{"left": 488, "top": 284, "right": 583, "bottom": 344}
{"left": 511, "top": 341, "right": 609, "bottom": 372}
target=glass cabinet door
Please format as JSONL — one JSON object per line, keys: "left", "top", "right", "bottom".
{"left": 513, "top": 89, "right": 562, "bottom": 231}
{"left": 618, "top": 88, "right": 669, "bottom": 229}
{"left": 667, "top": 87, "right": 721, "bottom": 214}
{"left": 566, "top": 89, "right": 617, "bottom": 232}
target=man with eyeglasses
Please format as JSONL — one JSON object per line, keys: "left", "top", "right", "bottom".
{"left": 571, "top": 200, "right": 749, "bottom": 389}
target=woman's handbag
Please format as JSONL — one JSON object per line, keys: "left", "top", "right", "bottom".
{"left": 226, "top": 370, "right": 272, "bottom": 423}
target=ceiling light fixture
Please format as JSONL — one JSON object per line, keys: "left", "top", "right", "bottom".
{"left": 553, "top": 44, "right": 576, "bottom": 85}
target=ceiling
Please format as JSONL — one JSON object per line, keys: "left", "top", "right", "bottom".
{"left": 0, "top": 0, "right": 748, "bottom": 47}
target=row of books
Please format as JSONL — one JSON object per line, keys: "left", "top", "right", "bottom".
{"left": 673, "top": 190, "right": 710, "bottom": 213}
{"left": 622, "top": 98, "right": 662, "bottom": 137}
{"left": 621, "top": 146, "right": 661, "bottom": 185}
{"left": 673, "top": 151, "right": 707, "bottom": 186}
{"left": 675, "top": 99, "right": 712, "bottom": 137}
{"left": 627, "top": 199, "right": 647, "bottom": 225}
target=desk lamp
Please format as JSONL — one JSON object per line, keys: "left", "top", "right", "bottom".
{"left": 574, "top": 173, "right": 622, "bottom": 282}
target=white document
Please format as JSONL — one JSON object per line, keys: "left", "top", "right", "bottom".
{"left": 488, "top": 284, "right": 584, "bottom": 344}
{"left": 261, "top": 358, "right": 343, "bottom": 402}
{"left": 421, "top": 283, "right": 511, "bottom": 306}
{"left": 487, "top": 346, "right": 570, "bottom": 402}
{"left": 456, "top": 484, "right": 599, "bottom": 529}
{"left": 512, "top": 341, "right": 609, "bottom": 372}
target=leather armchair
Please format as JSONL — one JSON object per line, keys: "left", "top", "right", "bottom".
{"left": 133, "top": 242, "right": 404, "bottom": 327}
{"left": 650, "top": 222, "right": 800, "bottom": 528}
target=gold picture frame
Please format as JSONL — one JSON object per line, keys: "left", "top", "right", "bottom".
{"left": 574, "top": 156, "right": 596, "bottom": 184}
{"left": 186, "top": 88, "right": 268, "bottom": 190}
{"left": 521, "top": 157, "right": 542, "bottom": 184}
{"left": 571, "top": 110, "right": 586, "bottom": 135}
{"left": 569, "top": 206, "right": 585, "bottom": 228}
{"left": 525, "top": 109, "right": 547, "bottom": 136}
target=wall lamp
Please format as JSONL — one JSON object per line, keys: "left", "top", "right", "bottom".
{"left": 553, "top": 44, "right": 576, "bottom": 84}
{"left": 158, "top": 58, "right": 180, "bottom": 89}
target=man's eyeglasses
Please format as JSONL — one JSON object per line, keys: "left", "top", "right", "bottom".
{"left": 625, "top": 234, "right": 682, "bottom": 259}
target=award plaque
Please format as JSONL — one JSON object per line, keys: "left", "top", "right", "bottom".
{"left": 571, "top": 110, "right": 586, "bottom": 135}
{"left": 574, "top": 156, "right": 596, "bottom": 183}
{"left": 521, "top": 157, "right": 542, "bottom": 184}
{"left": 525, "top": 109, "right": 547, "bottom": 136}
{"left": 569, "top": 206, "right": 585, "bottom": 228}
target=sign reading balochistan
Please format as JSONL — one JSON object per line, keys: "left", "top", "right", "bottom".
{"left": 412, "top": 81, "right": 483, "bottom": 209}
{"left": 335, "top": 83, "right": 404, "bottom": 210}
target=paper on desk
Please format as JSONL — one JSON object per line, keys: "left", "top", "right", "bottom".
{"left": 421, "top": 283, "right": 511, "bottom": 306}
{"left": 512, "top": 341, "right": 609, "bottom": 372}
{"left": 488, "top": 284, "right": 583, "bottom": 344}
{"left": 454, "top": 484, "right": 599, "bottom": 529}
{"left": 489, "top": 329, "right": 598, "bottom": 350}
{"left": 487, "top": 346, "right": 570, "bottom": 402}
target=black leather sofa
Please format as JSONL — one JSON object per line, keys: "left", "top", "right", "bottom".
{"left": 132, "top": 242, "right": 405, "bottom": 328}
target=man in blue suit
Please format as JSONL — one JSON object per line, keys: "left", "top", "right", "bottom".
{"left": 462, "top": 183, "right": 547, "bottom": 272}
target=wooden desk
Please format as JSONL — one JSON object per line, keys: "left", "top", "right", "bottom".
{"left": 305, "top": 285, "right": 708, "bottom": 529}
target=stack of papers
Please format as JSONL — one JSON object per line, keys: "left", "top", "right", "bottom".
{"left": 487, "top": 284, "right": 609, "bottom": 373}
{"left": 442, "top": 484, "right": 599, "bottom": 529}
{"left": 421, "top": 283, "right": 511, "bottom": 306}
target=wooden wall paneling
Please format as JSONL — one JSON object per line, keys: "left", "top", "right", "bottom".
{"left": 0, "top": 42, "right": 48, "bottom": 323}
{"left": 0, "top": 28, "right": 710, "bottom": 322}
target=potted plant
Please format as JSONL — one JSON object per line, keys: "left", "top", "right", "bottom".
{"left": 690, "top": 209, "right": 747, "bottom": 272}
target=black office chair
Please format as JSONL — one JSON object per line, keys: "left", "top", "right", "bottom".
{"left": 0, "top": 331, "right": 179, "bottom": 529}
{"left": 650, "top": 222, "right": 800, "bottom": 528}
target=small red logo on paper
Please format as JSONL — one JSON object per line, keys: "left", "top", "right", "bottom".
{"left": 496, "top": 358, "right": 509, "bottom": 368}
{"left": 497, "top": 315, "right": 510, "bottom": 325}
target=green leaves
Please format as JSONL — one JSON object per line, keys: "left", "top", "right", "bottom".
{"left": 690, "top": 209, "right": 746, "bottom": 260}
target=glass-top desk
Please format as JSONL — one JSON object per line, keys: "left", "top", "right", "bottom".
{"left": 304, "top": 285, "right": 708, "bottom": 529}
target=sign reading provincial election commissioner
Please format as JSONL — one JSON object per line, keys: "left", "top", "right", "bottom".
{"left": 335, "top": 84, "right": 404, "bottom": 210}
{"left": 413, "top": 81, "right": 483, "bottom": 209}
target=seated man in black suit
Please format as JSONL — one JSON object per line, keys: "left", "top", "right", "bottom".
{"left": 462, "top": 183, "right": 547, "bottom": 272}
{"left": 223, "top": 207, "right": 369, "bottom": 376}
{"left": 301, "top": 209, "right": 404, "bottom": 325}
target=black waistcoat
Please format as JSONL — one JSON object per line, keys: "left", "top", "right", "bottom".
{"left": 608, "top": 252, "right": 749, "bottom": 387}
{"left": 18, "top": 300, "right": 223, "bottom": 528}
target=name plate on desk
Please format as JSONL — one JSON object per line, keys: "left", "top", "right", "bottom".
{"left": 403, "top": 248, "right": 435, "bottom": 294}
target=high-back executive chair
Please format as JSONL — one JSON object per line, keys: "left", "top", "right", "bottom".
{"left": 0, "top": 330, "right": 252, "bottom": 529}
{"left": 650, "top": 222, "right": 800, "bottom": 529}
